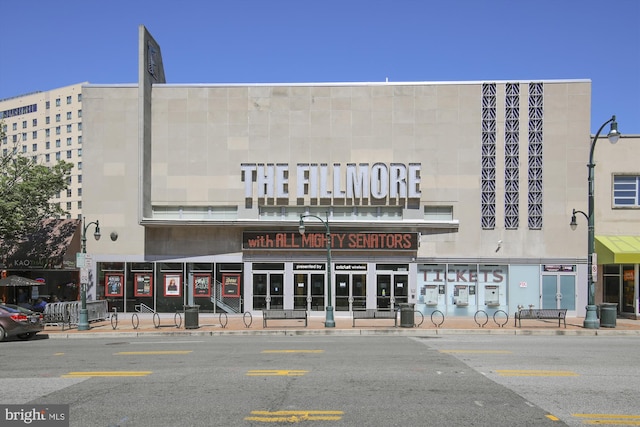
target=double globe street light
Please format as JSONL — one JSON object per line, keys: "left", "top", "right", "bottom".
{"left": 570, "top": 115, "right": 621, "bottom": 329}
{"left": 298, "top": 213, "right": 335, "bottom": 327}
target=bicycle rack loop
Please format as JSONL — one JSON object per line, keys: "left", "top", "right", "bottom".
{"left": 219, "top": 313, "right": 228, "bottom": 328}
{"left": 430, "top": 310, "right": 445, "bottom": 327}
{"left": 131, "top": 313, "right": 139, "bottom": 329}
{"left": 413, "top": 310, "right": 425, "bottom": 327}
{"left": 492, "top": 309, "right": 509, "bottom": 327}
{"left": 110, "top": 308, "right": 118, "bottom": 330}
{"left": 474, "top": 310, "right": 489, "bottom": 328}
{"left": 153, "top": 312, "right": 182, "bottom": 329}
{"left": 243, "top": 312, "right": 253, "bottom": 328}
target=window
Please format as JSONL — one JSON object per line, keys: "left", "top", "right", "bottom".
{"left": 32, "top": 131, "right": 37, "bottom": 139}
{"left": 46, "top": 116, "right": 50, "bottom": 124}
{"left": 45, "top": 129, "right": 50, "bottom": 137}
{"left": 77, "top": 148, "right": 82, "bottom": 157}
{"left": 21, "top": 145, "right": 27, "bottom": 153}
{"left": 66, "top": 96, "right": 72, "bottom": 104}
{"left": 32, "top": 143, "right": 37, "bottom": 151}
{"left": 45, "top": 101, "right": 50, "bottom": 109}
{"left": 78, "top": 135, "right": 82, "bottom": 144}
{"left": 55, "top": 98, "right": 61, "bottom": 107}
{"left": 55, "top": 152, "right": 60, "bottom": 161}
{"left": 77, "top": 93, "right": 82, "bottom": 102}
{"left": 66, "top": 137, "right": 72, "bottom": 146}
{"left": 55, "top": 139, "right": 61, "bottom": 148}
{"left": 614, "top": 175, "right": 640, "bottom": 207}
{"left": 12, "top": 123, "right": 17, "bottom": 131}
{"left": 56, "top": 114, "right": 60, "bottom": 122}
{"left": 12, "top": 135, "right": 17, "bottom": 143}
{"left": 32, "top": 119, "right": 37, "bottom": 126}
{"left": 46, "top": 141, "right": 50, "bottom": 149}
{"left": 66, "top": 202, "right": 72, "bottom": 210}
{"left": 45, "top": 153, "right": 50, "bottom": 162}
{"left": 77, "top": 123, "right": 82, "bottom": 131}
{"left": 77, "top": 161, "right": 82, "bottom": 170}
{"left": 77, "top": 201, "right": 82, "bottom": 210}
{"left": 66, "top": 125, "right": 72, "bottom": 133}
{"left": 78, "top": 175, "right": 82, "bottom": 183}
{"left": 22, "top": 121, "right": 27, "bottom": 129}
{"left": 22, "top": 132, "right": 27, "bottom": 141}
{"left": 78, "top": 109, "right": 82, "bottom": 118}
{"left": 78, "top": 187, "right": 82, "bottom": 196}
{"left": 55, "top": 126, "right": 61, "bottom": 135}
{"left": 66, "top": 150, "right": 72, "bottom": 159}
{"left": 66, "top": 189, "right": 72, "bottom": 197}
{"left": 66, "top": 112, "right": 72, "bottom": 120}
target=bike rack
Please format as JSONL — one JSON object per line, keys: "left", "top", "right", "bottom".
{"left": 243, "top": 312, "right": 253, "bottom": 328}
{"left": 413, "top": 310, "right": 425, "bottom": 327}
{"left": 492, "top": 310, "right": 509, "bottom": 327}
{"left": 219, "top": 313, "right": 228, "bottom": 328}
{"left": 474, "top": 310, "right": 489, "bottom": 328}
{"left": 153, "top": 312, "right": 182, "bottom": 329}
{"left": 430, "top": 310, "right": 445, "bottom": 327}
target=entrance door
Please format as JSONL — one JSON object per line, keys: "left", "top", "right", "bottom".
{"left": 377, "top": 275, "right": 392, "bottom": 309}
{"left": 252, "top": 273, "right": 284, "bottom": 310}
{"left": 542, "top": 275, "right": 576, "bottom": 310}
{"left": 294, "top": 273, "right": 325, "bottom": 311}
{"left": 335, "top": 273, "right": 367, "bottom": 311}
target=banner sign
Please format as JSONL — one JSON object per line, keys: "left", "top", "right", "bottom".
{"left": 243, "top": 232, "right": 418, "bottom": 251}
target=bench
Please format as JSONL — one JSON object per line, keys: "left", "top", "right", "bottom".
{"left": 262, "top": 309, "right": 308, "bottom": 328}
{"left": 514, "top": 308, "right": 567, "bottom": 328}
{"left": 352, "top": 309, "right": 398, "bottom": 327}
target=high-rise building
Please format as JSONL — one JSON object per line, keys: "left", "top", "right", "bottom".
{"left": 0, "top": 83, "right": 87, "bottom": 220}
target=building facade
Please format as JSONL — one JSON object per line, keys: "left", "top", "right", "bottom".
{"left": 77, "top": 26, "right": 639, "bottom": 320}
{"left": 0, "top": 83, "right": 87, "bottom": 220}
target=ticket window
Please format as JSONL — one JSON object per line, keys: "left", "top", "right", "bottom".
{"left": 484, "top": 285, "right": 499, "bottom": 307}
{"left": 453, "top": 285, "right": 469, "bottom": 306}
{"left": 424, "top": 285, "right": 439, "bottom": 306}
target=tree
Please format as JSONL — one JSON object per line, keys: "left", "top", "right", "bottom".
{"left": 0, "top": 122, "right": 73, "bottom": 246}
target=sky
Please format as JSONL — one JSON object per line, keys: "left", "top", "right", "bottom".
{"left": 1, "top": 0, "right": 638, "bottom": 134}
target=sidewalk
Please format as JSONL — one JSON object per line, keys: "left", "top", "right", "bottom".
{"left": 43, "top": 312, "right": 640, "bottom": 338}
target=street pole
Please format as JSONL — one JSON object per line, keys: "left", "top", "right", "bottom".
{"left": 78, "top": 217, "right": 100, "bottom": 331}
{"left": 570, "top": 115, "right": 620, "bottom": 329}
{"left": 299, "top": 213, "right": 335, "bottom": 328}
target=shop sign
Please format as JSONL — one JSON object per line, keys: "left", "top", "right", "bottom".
{"left": 543, "top": 265, "right": 575, "bottom": 272}
{"left": 243, "top": 232, "right": 418, "bottom": 251}
{"left": 222, "top": 273, "right": 241, "bottom": 297}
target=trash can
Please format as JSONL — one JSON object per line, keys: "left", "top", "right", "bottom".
{"left": 184, "top": 305, "right": 200, "bottom": 329}
{"left": 399, "top": 303, "right": 415, "bottom": 328}
{"left": 599, "top": 303, "right": 617, "bottom": 328}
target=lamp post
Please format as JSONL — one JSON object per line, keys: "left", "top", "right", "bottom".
{"left": 298, "top": 213, "right": 335, "bottom": 328}
{"left": 570, "top": 115, "right": 620, "bottom": 329}
{"left": 78, "top": 217, "right": 101, "bottom": 331}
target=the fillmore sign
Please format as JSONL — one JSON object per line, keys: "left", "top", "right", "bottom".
{"left": 243, "top": 231, "right": 418, "bottom": 251}
{"left": 241, "top": 162, "right": 421, "bottom": 201}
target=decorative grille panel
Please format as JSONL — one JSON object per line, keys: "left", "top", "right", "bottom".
{"left": 504, "top": 83, "right": 520, "bottom": 229}
{"left": 527, "top": 83, "right": 543, "bottom": 229}
{"left": 481, "top": 84, "right": 497, "bottom": 229}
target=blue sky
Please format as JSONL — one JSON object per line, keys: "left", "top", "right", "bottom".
{"left": 1, "top": 0, "right": 638, "bottom": 133}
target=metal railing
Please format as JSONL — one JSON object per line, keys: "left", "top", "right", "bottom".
{"left": 44, "top": 300, "right": 108, "bottom": 327}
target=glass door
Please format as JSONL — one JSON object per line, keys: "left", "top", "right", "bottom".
{"left": 336, "top": 274, "right": 350, "bottom": 311}
{"left": 377, "top": 275, "right": 392, "bottom": 310}
{"left": 294, "top": 274, "right": 307, "bottom": 310}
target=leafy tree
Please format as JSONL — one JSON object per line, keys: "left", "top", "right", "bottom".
{"left": 0, "top": 122, "right": 73, "bottom": 247}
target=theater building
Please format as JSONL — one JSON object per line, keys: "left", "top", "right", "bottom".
{"left": 79, "top": 26, "right": 640, "bottom": 320}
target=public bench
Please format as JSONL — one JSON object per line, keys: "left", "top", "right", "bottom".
{"left": 514, "top": 308, "right": 567, "bottom": 328}
{"left": 262, "top": 309, "right": 308, "bottom": 328}
{"left": 352, "top": 309, "right": 398, "bottom": 327}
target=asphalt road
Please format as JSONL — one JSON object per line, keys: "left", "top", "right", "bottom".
{"left": 1, "top": 334, "right": 638, "bottom": 426}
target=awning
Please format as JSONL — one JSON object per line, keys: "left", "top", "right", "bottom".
{"left": 0, "top": 275, "right": 44, "bottom": 287}
{"left": 595, "top": 235, "right": 640, "bottom": 264}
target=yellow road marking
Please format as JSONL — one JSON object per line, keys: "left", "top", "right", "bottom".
{"left": 54, "top": 353, "right": 65, "bottom": 356}
{"left": 245, "top": 410, "right": 343, "bottom": 422}
{"left": 246, "top": 370, "right": 308, "bottom": 376}
{"left": 573, "top": 414, "right": 640, "bottom": 425}
{"left": 261, "top": 350, "right": 324, "bottom": 354}
{"left": 115, "top": 351, "right": 193, "bottom": 355}
{"left": 496, "top": 370, "right": 578, "bottom": 377}
{"left": 61, "top": 371, "right": 152, "bottom": 378}
{"left": 440, "top": 350, "right": 512, "bottom": 354}
{"left": 546, "top": 414, "right": 560, "bottom": 421}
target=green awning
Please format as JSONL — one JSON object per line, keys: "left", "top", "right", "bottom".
{"left": 595, "top": 235, "right": 640, "bottom": 264}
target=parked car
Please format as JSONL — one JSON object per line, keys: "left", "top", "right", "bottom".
{"left": 0, "top": 304, "right": 44, "bottom": 341}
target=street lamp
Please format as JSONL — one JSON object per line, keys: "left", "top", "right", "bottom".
{"left": 298, "top": 213, "right": 335, "bottom": 328}
{"left": 78, "top": 217, "right": 100, "bottom": 331}
{"left": 570, "top": 115, "right": 621, "bottom": 329}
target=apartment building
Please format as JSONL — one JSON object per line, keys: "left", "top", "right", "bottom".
{"left": 0, "top": 83, "right": 87, "bottom": 220}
